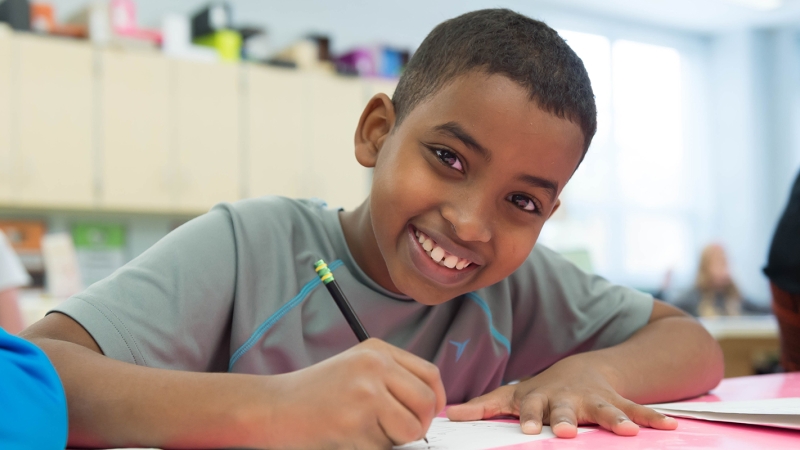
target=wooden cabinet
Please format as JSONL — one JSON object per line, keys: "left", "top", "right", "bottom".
{"left": 12, "top": 34, "right": 94, "bottom": 208}
{"left": 303, "top": 73, "right": 369, "bottom": 211}
{"left": 245, "top": 65, "right": 305, "bottom": 199}
{"left": 100, "top": 49, "right": 171, "bottom": 211}
{"left": 0, "top": 26, "right": 11, "bottom": 202}
{"left": 171, "top": 59, "right": 240, "bottom": 213}
{"left": 0, "top": 28, "right": 401, "bottom": 215}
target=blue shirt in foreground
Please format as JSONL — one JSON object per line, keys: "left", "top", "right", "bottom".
{"left": 0, "top": 327, "right": 68, "bottom": 450}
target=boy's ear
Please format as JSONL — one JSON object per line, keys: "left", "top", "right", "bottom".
{"left": 354, "top": 93, "right": 395, "bottom": 168}
{"left": 548, "top": 199, "right": 562, "bottom": 219}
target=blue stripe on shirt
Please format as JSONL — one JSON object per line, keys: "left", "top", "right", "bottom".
{"left": 466, "top": 292, "right": 512, "bottom": 354}
{"left": 228, "top": 259, "right": 344, "bottom": 371}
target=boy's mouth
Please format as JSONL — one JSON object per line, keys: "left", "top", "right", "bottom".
{"left": 414, "top": 229, "right": 474, "bottom": 270}
{"left": 406, "top": 225, "right": 481, "bottom": 287}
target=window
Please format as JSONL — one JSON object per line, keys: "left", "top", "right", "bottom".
{"left": 538, "top": 30, "right": 695, "bottom": 291}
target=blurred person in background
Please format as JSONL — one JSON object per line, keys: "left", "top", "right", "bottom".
{"left": 0, "top": 229, "right": 29, "bottom": 334}
{"left": 672, "top": 243, "right": 768, "bottom": 317}
{"left": 764, "top": 171, "right": 800, "bottom": 372}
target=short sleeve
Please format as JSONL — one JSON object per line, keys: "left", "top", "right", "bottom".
{"left": 51, "top": 205, "right": 238, "bottom": 372}
{"left": 0, "top": 231, "right": 31, "bottom": 291}
{"left": 503, "top": 245, "right": 653, "bottom": 381}
{"left": 0, "top": 328, "right": 67, "bottom": 450}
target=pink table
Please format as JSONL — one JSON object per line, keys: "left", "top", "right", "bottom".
{"left": 494, "top": 373, "right": 800, "bottom": 449}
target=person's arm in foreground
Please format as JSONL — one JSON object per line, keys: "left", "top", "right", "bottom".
{"left": 448, "top": 300, "right": 723, "bottom": 438}
{"left": 22, "top": 313, "right": 446, "bottom": 449}
{"left": 0, "top": 287, "right": 26, "bottom": 334}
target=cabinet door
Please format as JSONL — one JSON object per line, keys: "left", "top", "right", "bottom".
{"left": 0, "top": 26, "right": 11, "bottom": 202}
{"left": 245, "top": 65, "right": 304, "bottom": 200}
{"left": 13, "top": 34, "right": 94, "bottom": 208}
{"left": 172, "top": 60, "right": 240, "bottom": 213}
{"left": 304, "top": 73, "right": 369, "bottom": 211}
{"left": 100, "top": 49, "right": 171, "bottom": 211}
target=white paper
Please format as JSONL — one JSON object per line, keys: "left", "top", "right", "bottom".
{"left": 394, "top": 418, "right": 593, "bottom": 450}
{"left": 648, "top": 397, "right": 800, "bottom": 430}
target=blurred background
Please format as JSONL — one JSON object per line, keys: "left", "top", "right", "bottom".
{"left": 1, "top": 0, "right": 798, "bottom": 376}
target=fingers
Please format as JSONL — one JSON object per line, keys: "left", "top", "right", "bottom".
{"left": 587, "top": 398, "right": 639, "bottom": 436}
{"left": 447, "top": 385, "right": 516, "bottom": 421}
{"left": 384, "top": 361, "right": 440, "bottom": 437}
{"left": 548, "top": 400, "right": 579, "bottom": 438}
{"left": 370, "top": 339, "right": 447, "bottom": 414}
{"left": 620, "top": 401, "right": 679, "bottom": 430}
{"left": 518, "top": 392, "right": 547, "bottom": 434}
{"left": 377, "top": 391, "right": 427, "bottom": 445}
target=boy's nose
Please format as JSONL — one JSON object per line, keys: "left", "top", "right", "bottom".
{"left": 441, "top": 197, "right": 492, "bottom": 243}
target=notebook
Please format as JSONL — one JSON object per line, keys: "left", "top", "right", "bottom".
{"left": 395, "top": 418, "right": 593, "bottom": 449}
{"left": 648, "top": 397, "right": 800, "bottom": 430}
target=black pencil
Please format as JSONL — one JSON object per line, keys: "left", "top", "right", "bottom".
{"left": 314, "top": 259, "right": 370, "bottom": 341}
{"left": 313, "top": 259, "right": 428, "bottom": 444}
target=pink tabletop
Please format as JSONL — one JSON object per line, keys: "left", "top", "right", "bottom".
{"left": 483, "top": 373, "right": 800, "bottom": 450}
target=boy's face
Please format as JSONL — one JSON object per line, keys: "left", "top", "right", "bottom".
{"left": 353, "top": 72, "right": 585, "bottom": 305}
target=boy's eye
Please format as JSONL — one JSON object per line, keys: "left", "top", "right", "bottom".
{"left": 507, "top": 194, "right": 539, "bottom": 214}
{"left": 431, "top": 147, "right": 464, "bottom": 172}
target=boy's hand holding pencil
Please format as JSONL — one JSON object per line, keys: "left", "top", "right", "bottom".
{"left": 266, "top": 338, "right": 446, "bottom": 448}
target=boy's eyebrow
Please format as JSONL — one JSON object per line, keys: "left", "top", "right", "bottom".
{"left": 433, "top": 122, "right": 559, "bottom": 202}
{"left": 433, "top": 122, "right": 492, "bottom": 162}
{"left": 518, "top": 175, "right": 558, "bottom": 202}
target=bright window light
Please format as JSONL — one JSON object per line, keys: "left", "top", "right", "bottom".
{"left": 613, "top": 40, "right": 683, "bottom": 208}
{"left": 542, "top": 30, "right": 694, "bottom": 288}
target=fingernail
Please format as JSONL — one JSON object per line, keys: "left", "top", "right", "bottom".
{"left": 522, "top": 420, "right": 538, "bottom": 432}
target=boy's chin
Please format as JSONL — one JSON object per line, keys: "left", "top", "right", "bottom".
{"left": 394, "top": 277, "right": 465, "bottom": 306}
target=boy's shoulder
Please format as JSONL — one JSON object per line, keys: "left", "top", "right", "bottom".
{"left": 224, "top": 195, "right": 331, "bottom": 221}
{"left": 213, "top": 195, "right": 336, "bottom": 239}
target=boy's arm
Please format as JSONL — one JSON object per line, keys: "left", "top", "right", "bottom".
{"left": 448, "top": 300, "right": 724, "bottom": 438}
{"left": 23, "top": 313, "right": 446, "bottom": 449}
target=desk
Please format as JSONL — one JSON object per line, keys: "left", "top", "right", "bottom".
{"left": 700, "top": 316, "right": 780, "bottom": 378}
{"left": 90, "top": 374, "right": 800, "bottom": 450}
{"left": 494, "top": 373, "right": 800, "bottom": 449}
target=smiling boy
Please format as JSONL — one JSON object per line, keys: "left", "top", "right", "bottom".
{"left": 22, "top": 9, "right": 723, "bottom": 449}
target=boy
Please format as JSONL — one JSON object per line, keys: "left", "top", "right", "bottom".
{"left": 22, "top": 9, "right": 723, "bottom": 449}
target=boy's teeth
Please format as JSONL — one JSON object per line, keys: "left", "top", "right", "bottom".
{"left": 415, "top": 228, "right": 475, "bottom": 270}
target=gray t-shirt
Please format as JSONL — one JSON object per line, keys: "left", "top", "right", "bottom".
{"left": 53, "top": 196, "right": 653, "bottom": 403}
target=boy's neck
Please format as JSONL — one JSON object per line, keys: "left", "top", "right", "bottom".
{"left": 339, "top": 199, "right": 403, "bottom": 295}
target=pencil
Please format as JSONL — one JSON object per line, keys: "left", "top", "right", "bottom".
{"left": 313, "top": 259, "right": 428, "bottom": 444}
{"left": 314, "top": 259, "right": 370, "bottom": 341}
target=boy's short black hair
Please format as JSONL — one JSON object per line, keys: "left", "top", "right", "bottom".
{"left": 393, "top": 9, "right": 597, "bottom": 157}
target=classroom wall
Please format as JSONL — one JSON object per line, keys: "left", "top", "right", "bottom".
{"left": 706, "top": 28, "right": 800, "bottom": 303}
{"left": 19, "top": 1, "right": 800, "bottom": 299}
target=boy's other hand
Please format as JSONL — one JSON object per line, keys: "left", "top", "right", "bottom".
{"left": 445, "top": 356, "right": 677, "bottom": 438}
{"left": 266, "top": 338, "right": 446, "bottom": 448}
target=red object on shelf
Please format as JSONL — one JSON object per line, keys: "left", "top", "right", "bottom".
{"left": 30, "top": 2, "right": 87, "bottom": 38}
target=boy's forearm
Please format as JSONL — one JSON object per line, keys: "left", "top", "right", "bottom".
{"left": 567, "top": 316, "right": 724, "bottom": 404}
{"left": 31, "top": 337, "right": 274, "bottom": 449}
